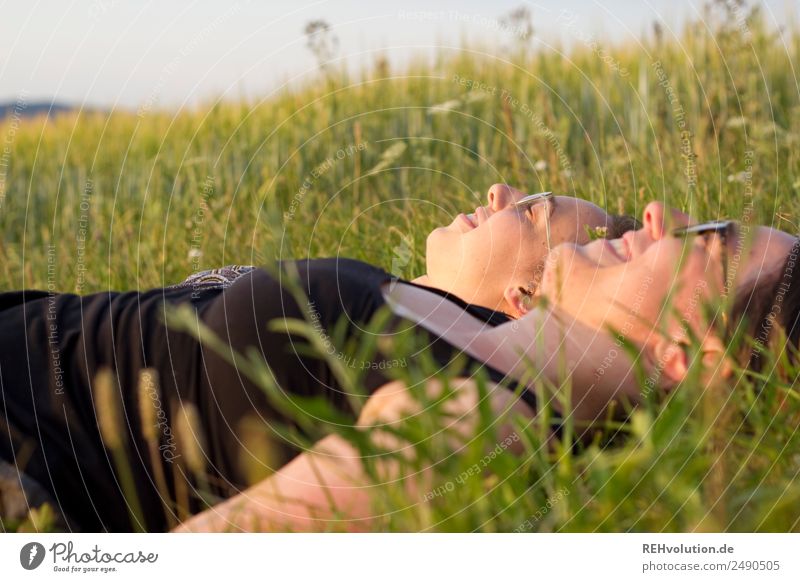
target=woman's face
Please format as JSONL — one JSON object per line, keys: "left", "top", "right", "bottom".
{"left": 540, "top": 201, "right": 798, "bottom": 350}
{"left": 425, "top": 184, "right": 611, "bottom": 311}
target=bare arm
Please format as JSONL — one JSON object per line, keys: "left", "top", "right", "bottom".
{"left": 175, "top": 430, "right": 370, "bottom": 532}
{"left": 174, "top": 378, "right": 533, "bottom": 532}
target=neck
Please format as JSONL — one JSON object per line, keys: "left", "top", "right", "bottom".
{"left": 385, "top": 281, "right": 643, "bottom": 422}
{"left": 475, "top": 307, "right": 562, "bottom": 384}
{"left": 478, "top": 306, "right": 645, "bottom": 422}
{"left": 412, "top": 274, "right": 512, "bottom": 315}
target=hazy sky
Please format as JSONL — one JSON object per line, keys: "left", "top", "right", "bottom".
{"left": 0, "top": 0, "right": 793, "bottom": 110}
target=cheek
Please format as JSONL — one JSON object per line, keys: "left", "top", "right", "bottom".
{"left": 673, "top": 269, "right": 714, "bottom": 324}
{"left": 483, "top": 222, "right": 537, "bottom": 272}
{"left": 548, "top": 219, "right": 583, "bottom": 248}
{"left": 589, "top": 267, "right": 666, "bottom": 340}
{"left": 547, "top": 254, "right": 665, "bottom": 330}
{"left": 481, "top": 217, "right": 530, "bottom": 253}
{"left": 426, "top": 228, "right": 460, "bottom": 269}
{"left": 620, "top": 260, "right": 709, "bottom": 335}
{"left": 619, "top": 270, "right": 662, "bottom": 326}
{"left": 460, "top": 233, "right": 497, "bottom": 275}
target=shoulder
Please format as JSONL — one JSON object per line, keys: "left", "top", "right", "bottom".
{"left": 289, "top": 257, "right": 391, "bottom": 280}
{"left": 270, "top": 258, "right": 393, "bottom": 296}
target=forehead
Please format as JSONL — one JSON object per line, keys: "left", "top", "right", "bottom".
{"left": 752, "top": 225, "right": 795, "bottom": 252}
{"left": 737, "top": 225, "right": 797, "bottom": 282}
{"left": 552, "top": 195, "right": 605, "bottom": 218}
{"left": 550, "top": 196, "right": 608, "bottom": 235}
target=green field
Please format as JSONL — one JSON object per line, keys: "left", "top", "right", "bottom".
{"left": 2, "top": 3, "right": 799, "bottom": 532}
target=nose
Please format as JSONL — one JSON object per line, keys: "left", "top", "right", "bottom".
{"left": 642, "top": 201, "right": 693, "bottom": 240}
{"left": 487, "top": 183, "right": 525, "bottom": 211}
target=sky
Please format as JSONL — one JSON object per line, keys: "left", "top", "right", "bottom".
{"left": 0, "top": 0, "right": 794, "bottom": 110}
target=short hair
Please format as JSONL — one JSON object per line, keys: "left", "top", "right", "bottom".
{"left": 732, "top": 239, "right": 800, "bottom": 371}
{"left": 605, "top": 214, "right": 642, "bottom": 240}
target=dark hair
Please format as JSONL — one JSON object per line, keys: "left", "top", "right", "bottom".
{"left": 732, "top": 240, "right": 800, "bottom": 371}
{"left": 606, "top": 214, "right": 642, "bottom": 240}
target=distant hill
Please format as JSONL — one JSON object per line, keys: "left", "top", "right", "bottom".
{"left": 0, "top": 101, "right": 77, "bottom": 120}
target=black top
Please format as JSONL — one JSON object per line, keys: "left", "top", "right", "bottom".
{"left": 0, "top": 258, "right": 543, "bottom": 532}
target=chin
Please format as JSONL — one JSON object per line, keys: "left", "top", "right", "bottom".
{"left": 424, "top": 230, "right": 437, "bottom": 258}
{"left": 425, "top": 227, "right": 452, "bottom": 258}
{"left": 425, "top": 232, "right": 445, "bottom": 276}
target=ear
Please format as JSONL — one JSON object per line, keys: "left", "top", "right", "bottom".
{"left": 503, "top": 285, "right": 532, "bottom": 318}
{"left": 652, "top": 336, "right": 689, "bottom": 387}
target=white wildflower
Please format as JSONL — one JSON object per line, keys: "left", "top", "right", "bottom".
{"left": 428, "top": 99, "right": 461, "bottom": 114}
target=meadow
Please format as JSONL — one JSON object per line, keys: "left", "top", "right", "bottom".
{"left": 2, "top": 2, "right": 799, "bottom": 531}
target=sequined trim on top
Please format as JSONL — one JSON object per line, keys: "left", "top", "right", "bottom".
{"left": 169, "top": 265, "right": 256, "bottom": 290}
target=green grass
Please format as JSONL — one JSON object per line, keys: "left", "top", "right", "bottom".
{"left": 1, "top": 2, "right": 799, "bottom": 531}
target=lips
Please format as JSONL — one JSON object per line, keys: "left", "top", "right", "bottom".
{"left": 586, "top": 238, "right": 628, "bottom": 265}
{"left": 608, "top": 238, "right": 628, "bottom": 261}
{"left": 458, "top": 213, "right": 477, "bottom": 230}
{"left": 622, "top": 231, "right": 635, "bottom": 259}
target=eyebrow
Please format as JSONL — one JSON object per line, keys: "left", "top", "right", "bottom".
{"left": 547, "top": 195, "right": 557, "bottom": 218}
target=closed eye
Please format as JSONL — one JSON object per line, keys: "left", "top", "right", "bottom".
{"left": 523, "top": 202, "right": 543, "bottom": 224}
{"left": 513, "top": 194, "right": 555, "bottom": 229}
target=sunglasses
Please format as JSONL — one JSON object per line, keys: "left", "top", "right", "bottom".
{"left": 512, "top": 191, "right": 554, "bottom": 252}
{"left": 671, "top": 219, "right": 735, "bottom": 297}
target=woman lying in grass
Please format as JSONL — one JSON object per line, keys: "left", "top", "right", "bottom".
{"left": 177, "top": 202, "right": 799, "bottom": 532}
{"left": 175, "top": 184, "right": 637, "bottom": 317}
{"left": 0, "top": 187, "right": 634, "bottom": 532}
